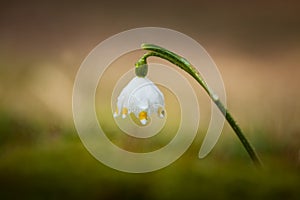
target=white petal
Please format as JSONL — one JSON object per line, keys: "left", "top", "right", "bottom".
{"left": 114, "top": 76, "right": 165, "bottom": 123}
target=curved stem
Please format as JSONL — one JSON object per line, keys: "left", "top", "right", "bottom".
{"left": 137, "top": 43, "right": 262, "bottom": 167}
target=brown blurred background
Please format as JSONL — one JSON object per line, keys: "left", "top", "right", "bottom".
{"left": 0, "top": 0, "right": 299, "bottom": 199}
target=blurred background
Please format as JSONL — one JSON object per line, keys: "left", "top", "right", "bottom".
{"left": 0, "top": 0, "right": 299, "bottom": 199}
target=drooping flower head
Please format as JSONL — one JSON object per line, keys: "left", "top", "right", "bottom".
{"left": 113, "top": 76, "right": 165, "bottom": 125}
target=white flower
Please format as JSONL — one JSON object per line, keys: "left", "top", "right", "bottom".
{"left": 113, "top": 77, "right": 165, "bottom": 125}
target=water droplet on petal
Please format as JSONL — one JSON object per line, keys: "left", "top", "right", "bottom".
{"left": 160, "top": 110, "right": 165, "bottom": 118}
{"left": 130, "top": 113, "right": 150, "bottom": 126}
{"left": 140, "top": 119, "right": 147, "bottom": 125}
{"left": 157, "top": 107, "right": 165, "bottom": 118}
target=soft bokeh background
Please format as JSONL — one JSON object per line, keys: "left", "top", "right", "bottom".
{"left": 0, "top": 0, "right": 299, "bottom": 199}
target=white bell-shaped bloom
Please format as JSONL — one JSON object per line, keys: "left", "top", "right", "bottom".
{"left": 113, "top": 77, "right": 165, "bottom": 125}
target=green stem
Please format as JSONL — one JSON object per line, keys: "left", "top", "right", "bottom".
{"left": 137, "top": 43, "right": 262, "bottom": 167}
